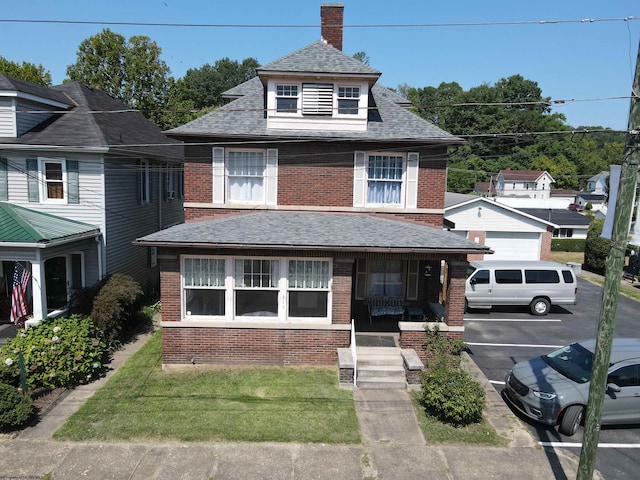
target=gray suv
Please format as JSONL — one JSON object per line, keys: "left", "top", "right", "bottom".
{"left": 504, "top": 338, "right": 640, "bottom": 436}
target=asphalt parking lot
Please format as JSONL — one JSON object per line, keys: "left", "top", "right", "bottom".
{"left": 464, "top": 277, "right": 640, "bottom": 480}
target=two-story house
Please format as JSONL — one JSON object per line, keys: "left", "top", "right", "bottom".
{"left": 494, "top": 168, "right": 554, "bottom": 199}
{"left": 0, "top": 74, "right": 184, "bottom": 324}
{"left": 135, "top": 4, "right": 490, "bottom": 367}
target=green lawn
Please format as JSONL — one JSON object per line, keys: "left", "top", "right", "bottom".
{"left": 54, "top": 331, "right": 361, "bottom": 444}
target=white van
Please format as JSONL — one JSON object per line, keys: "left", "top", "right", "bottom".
{"left": 466, "top": 261, "right": 577, "bottom": 315}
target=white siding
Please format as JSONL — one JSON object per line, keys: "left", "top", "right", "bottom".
{"left": 0, "top": 98, "right": 16, "bottom": 137}
{"left": 446, "top": 202, "right": 547, "bottom": 233}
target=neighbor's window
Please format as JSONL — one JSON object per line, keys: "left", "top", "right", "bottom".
{"left": 43, "top": 160, "right": 64, "bottom": 199}
{"left": 368, "top": 259, "right": 403, "bottom": 297}
{"left": 367, "top": 154, "right": 404, "bottom": 205}
{"left": 338, "top": 86, "right": 360, "bottom": 115}
{"left": 234, "top": 259, "right": 279, "bottom": 316}
{"left": 288, "top": 260, "right": 330, "bottom": 317}
{"left": 276, "top": 85, "right": 298, "bottom": 113}
{"left": 227, "top": 150, "right": 265, "bottom": 202}
{"left": 184, "top": 258, "right": 226, "bottom": 316}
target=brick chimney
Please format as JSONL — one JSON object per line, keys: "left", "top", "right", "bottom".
{"left": 321, "top": 3, "right": 344, "bottom": 51}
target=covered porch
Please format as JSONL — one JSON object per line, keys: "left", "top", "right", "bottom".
{"left": 0, "top": 203, "right": 102, "bottom": 325}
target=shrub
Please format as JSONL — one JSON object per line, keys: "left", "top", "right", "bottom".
{"left": 0, "top": 383, "right": 34, "bottom": 431}
{"left": 90, "top": 273, "right": 144, "bottom": 343}
{"left": 423, "top": 325, "right": 467, "bottom": 371}
{"left": 0, "top": 315, "right": 108, "bottom": 390}
{"left": 420, "top": 367, "right": 485, "bottom": 426}
{"left": 584, "top": 218, "right": 611, "bottom": 274}
{"left": 551, "top": 238, "right": 586, "bottom": 253}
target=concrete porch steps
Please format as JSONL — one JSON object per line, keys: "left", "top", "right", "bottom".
{"left": 356, "top": 346, "right": 407, "bottom": 389}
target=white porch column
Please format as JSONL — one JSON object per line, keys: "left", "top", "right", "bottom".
{"left": 30, "top": 252, "right": 47, "bottom": 322}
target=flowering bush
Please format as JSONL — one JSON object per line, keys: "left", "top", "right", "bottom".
{"left": 0, "top": 315, "right": 108, "bottom": 390}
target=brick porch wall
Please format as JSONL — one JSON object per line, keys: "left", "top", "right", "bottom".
{"left": 467, "top": 230, "right": 487, "bottom": 261}
{"left": 162, "top": 326, "right": 349, "bottom": 365}
{"left": 540, "top": 229, "right": 553, "bottom": 260}
{"left": 399, "top": 328, "right": 462, "bottom": 364}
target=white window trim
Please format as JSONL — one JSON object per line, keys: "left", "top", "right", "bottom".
{"left": 365, "top": 152, "right": 405, "bottom": 208}
{"left": 180, "top": 255, "right": 332, "bottom": 324}
{"left": 38, "top": 157, "right": 67, "bottom": 204}
{"left": 275, "top": 84, "right": 300, "bottom": 115}
{"left": 212, "top": 147, "right": 278, "bottom": 207}
{"left": 335, "top": 85, "right": 362, "bottom": 117}
{"left": 139, "top": 160, "right": 150, "bottom": 204}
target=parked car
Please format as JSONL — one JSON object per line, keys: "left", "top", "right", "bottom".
{"left": 504, "top": 338, "right": 640, "bottom": 436}
{"left": 465, "top": 261, "right": 577, "bottom": 315}
{"left": 568, "top": 203, "right": 584, "bottom": 212}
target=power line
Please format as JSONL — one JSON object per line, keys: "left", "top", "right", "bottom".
{"left": 1, "top": 16, "right": 639, "bottom": 29}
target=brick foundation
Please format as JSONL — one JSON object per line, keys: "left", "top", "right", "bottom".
{"left": 162, "top": 326, "right": 350, "bottom": 366}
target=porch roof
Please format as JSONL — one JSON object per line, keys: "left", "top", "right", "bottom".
{"left": 135, "top": 211, "right": 492, "bottom": 254}
{"left": 0, "top": 203, "right": 100, "bottom": 246}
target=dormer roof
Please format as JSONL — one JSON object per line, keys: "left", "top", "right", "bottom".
{"left": 0, "top": 74, "right": 72, "bottom": 107}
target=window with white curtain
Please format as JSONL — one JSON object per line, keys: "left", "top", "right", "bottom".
{"left": 184, "top": 257, "right": 226, "bottom": 316}
{"left": 367, "top": 154, "right": 404, "bottom": 205}
{"left": 234, "top": 259, "right": 279, "bottom": 317}
{"left": 288, "top": 260, "right": 330, "bottom": 317}
{"left": 228, "top": 150, "right": 265, "bottom": 202}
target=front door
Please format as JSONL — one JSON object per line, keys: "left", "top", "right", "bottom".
{"left": 45, "top": 257, "right": 67, "bottom": 311}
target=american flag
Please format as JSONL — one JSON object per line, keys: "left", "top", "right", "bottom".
{"left": 10, "top": 262, "right": 31, "bottom": 326}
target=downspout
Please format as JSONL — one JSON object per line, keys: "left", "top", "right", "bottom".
{"left": 95, "top": 234, "right": 103, "bottom": 279}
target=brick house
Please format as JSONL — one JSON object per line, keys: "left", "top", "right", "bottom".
{"left": 135, "top": 4, "right": 490, "bottom": 368}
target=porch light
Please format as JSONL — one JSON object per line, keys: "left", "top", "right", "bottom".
{"left": 424, "top": 264, "right": 432, "bottom": 277}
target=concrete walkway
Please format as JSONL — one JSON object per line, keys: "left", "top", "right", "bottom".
{"left": 0, "top": 329, "right": 602, "bottom": 479}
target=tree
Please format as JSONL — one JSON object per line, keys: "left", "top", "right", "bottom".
{"left": 0, "top": 56, "right": 51, "bottom": 86}
{"left": 584, "top": 218, "right": 610, "bottom": 274}
{"left": 352, "top": 51, "right": 370, "bottom": 65}
{"left": 172, "top": 57, "right": 259, "bottom": 112}
{"left": 66, "top": 29, "right": 172, "bottom": 126}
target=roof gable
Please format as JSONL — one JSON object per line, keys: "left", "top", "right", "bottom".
{"left": 499, "top": 169, "right": 553, "bottom": 183}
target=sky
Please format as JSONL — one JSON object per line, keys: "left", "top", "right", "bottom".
{"left": 2, "top": 0, "right": 639, "bottom": 131}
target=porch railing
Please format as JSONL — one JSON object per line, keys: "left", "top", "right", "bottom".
{"left": 350, "top": 319, "right": 357, "bottom": 389}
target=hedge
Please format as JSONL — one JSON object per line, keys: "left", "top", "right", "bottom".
{"left": 551, "top": 238, "right": 586, "bottom": 252}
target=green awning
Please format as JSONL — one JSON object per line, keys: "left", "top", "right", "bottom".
{"left": 0, "top": 202, "right": 100, "bottom": 245}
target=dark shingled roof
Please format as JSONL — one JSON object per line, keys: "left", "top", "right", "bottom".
{"left": 519, "top": 209, "right": 593, "bottom": 227}
{"left": 0, "top": 74, "right": 71, "bottom": 106}
{"left": 135, "top": 211, "right": 491, "bottom": 254}
{"left": 258, "top": 41, "right": 381, "bottom": 76}
{"left": 168, "top": 78, "right": 462, "bottom": 143}
{"left": 2, "top": 80, "right": 182, "bottom": 160}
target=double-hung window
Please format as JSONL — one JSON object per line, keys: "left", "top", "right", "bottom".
{"left": 288, "top": 260, "right": 330, "bottom": 318}
{"left": 184, "top": 257, "right": 226, "bottom": 316}
{"left": 137, "top": 160, "right": 150, "bottom": 204}
{"left": 337, "top": 86, "right": 360, "bottom": 115}
{"left": 227, "top": 150, "right": 265, "bottom": 203}
{"left": 367, "top": 154, "right": 404, "bottom": 205}
{"left": 276, "top": 85, "right": 298, "bottom": 113}
{"left": 234, "top": 259, "right": 279, "bottom": 317}
{"left": 43, "top": 159, "right": 65, "bottom": 200}
{"left": 28, "top": 157, "right": 79, "bottom": 204}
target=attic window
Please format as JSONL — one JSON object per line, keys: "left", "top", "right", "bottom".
{"left": 338, "top": 86, "right": 360, "bottom": 115}
{"left": 276, "top": 85, "right": 298, "bottom": 113}
{"left": 302, "top": 83, "right": 333, "bottom": 115}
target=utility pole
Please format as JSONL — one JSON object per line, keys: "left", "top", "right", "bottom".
{"left": 576, "top": 40, "right": 640, "bottom": 480}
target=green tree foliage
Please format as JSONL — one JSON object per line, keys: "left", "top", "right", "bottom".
{"left": 352, "top": 51, "right": 370, "bottom": 65}
{"left": 172, "top": 57, "right": 259, "bottom": 110}
{"left": 404, "top": 75, "right": 625, "bottom": 193}
{"left": 0, "top": 56, "right": 51, "bottom": 85}
{"left": 584, "top": 218, "right": 611, "bottom": 274}
{"left": 0, "top": 383, "right": 34, "bottom": 431}
{"left": 66, "top": 29, "right": 172, "bottom": 127}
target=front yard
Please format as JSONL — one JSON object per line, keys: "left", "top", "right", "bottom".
{"left": 54, "top": 331, "right": 361, "bottom": 444}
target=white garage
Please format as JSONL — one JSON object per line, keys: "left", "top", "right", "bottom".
{"left": 485, "top": 232, "right": 541, "bottom": 260}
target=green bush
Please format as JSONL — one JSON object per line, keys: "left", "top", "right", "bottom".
{"left": 551, "top": 238, "right": 586, "bottom": 252}
{"left": 420, "top": 367, "right": 485, "bottom": 426}
{"left": 423, "top": 325, "right": 467, "bottom": 371}
{"left": 90, "top": 273, "right": 144, "bottom": 343}
{"left": 584, "top": 218, "right": 611, "bottom": 274}
{"left": 0, "top": 315, "right": 108, "bottom": 390}
{"left": 0, "top": 383, "right": 34, "bottom": 431}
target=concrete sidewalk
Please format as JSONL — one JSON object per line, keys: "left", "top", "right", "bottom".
{"left": 0, "top": 330, "right": 601, "bottom": 479}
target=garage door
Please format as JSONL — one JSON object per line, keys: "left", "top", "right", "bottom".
{"left": 485, "top": 232, "right": 540, "bottom": 260}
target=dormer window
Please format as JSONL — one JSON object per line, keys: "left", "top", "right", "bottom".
{"left": 338, "top": 86, "right": 360, "bottom": 115}
{"left": 276, "top": 85, "right": 298, "bottom": 113}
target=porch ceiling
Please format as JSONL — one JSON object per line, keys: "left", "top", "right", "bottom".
{"left": 0, "top": 203, "right": 100, "bottom": 245}
{"left": 135, "top": 211, "right": 492, "bottom": 254}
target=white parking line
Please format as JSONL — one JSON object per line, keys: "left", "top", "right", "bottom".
{"left": 465, "top": 318, "right": 561, "bottom": 322}
{"left": 467, "top": 342, "right": 563, "bottom": 348}
{"left": 540, "top": 442, "right": 640, "bottom": 449}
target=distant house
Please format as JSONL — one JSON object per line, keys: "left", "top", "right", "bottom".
{"left": 135, "top": 4, "right": 489, "bottom": 368}
{"left": 0, "top": 74, "right": 183, "bottom": 324}
{"left": 519, "top": 209, "right": 592, "bottom": 239}
{"left": 494, "top": 168, "right": 554, "bottom": 199}
{"left": 444, "top": 193, "right": 556, "bottom": 261}
{"left": 576, "top": 171, "right": 608, "bottom": 212}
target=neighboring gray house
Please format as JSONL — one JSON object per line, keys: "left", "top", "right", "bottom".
{"left": 0, "top": 74, "right": 183, "bottom": 323}
{"left": 576, "top": 171, "right": 608, "bottom": 212}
